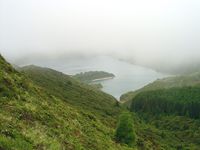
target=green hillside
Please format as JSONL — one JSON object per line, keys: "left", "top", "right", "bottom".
{"left": 121, "top": 72, "right": 200, "bottom": 106}
{"left": 132, "top": 113, "right": 200, "bottom": 149}
{"left": 2, "top": 55, "right": 200, "bottom": 149}
{"left": 0, "top": 56, "right": 133, "bottom": 150}
{"left": 117, "top": 70, "right": 200, "bottom": 149}
{"left": 20, "top": 65, "right": 119, "bottom": 121}
{"left": 129, "top": 87, "right": 200, "bottom": 149}
{"left": 131, "top": 87, "right": 200, "bottom": 119}
{"left": 22, "top": 65, "right": 198, "bottom": 149}
{"left": 73, "top": 71, "right": 115, "bottom": 83}
{"left": 122, "top": 72, "right": 200, "bottom": 149}
{"left": 17, "top": 65, "right": 200, "bottom": 149}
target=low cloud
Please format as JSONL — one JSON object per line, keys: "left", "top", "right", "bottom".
{"left": 1, "top": 0, "right": 200, "bottom": 73}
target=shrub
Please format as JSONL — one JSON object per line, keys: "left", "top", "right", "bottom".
{"left": 115, "top": 112, "right": 136, "bottom": 147}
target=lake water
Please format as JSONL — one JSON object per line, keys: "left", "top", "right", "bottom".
{"left": 31, "top": 55, "right": 166, "bottom": 100}
{"left": 55, "top": 56, "right": 167, "bottom": 100}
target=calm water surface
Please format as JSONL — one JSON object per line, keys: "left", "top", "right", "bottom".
{"left": 58, "top": 56, "right": 167, "bottom": 100}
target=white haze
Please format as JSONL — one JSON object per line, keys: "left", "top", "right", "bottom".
{"left": 1, "top": 0, "right": 200, "bottom": 72}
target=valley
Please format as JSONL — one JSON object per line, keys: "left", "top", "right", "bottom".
{"left": 1, "top": 54, "right": 200, "bottom": 149}
{"left": 1, "top": 0, "right": 200, "bottom": 149}
{"left": 35, "top": 56, "right": 166, "bottom": 100}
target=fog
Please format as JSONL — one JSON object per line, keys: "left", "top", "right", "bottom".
{"left": 1, "top": 0, "right": 200, "bottom": 73}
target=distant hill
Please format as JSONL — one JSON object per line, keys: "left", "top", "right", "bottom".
{"left": 122, "top": 58, "right": 200, "bottom": 75}
{"left": 73, "top": 71, "right": 115, "bottom": 83}
{"left": 121, "top": 72, "right": 200, "bottom": 105}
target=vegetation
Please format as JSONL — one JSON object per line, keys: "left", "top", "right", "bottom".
{"left": 130, "top": 87, "right": 200, "bottom": 119}
{"left": 20, "top": 65, "right": 119, "bottom": 121}
{"left": 133, "top": 113, "right": 200, "bottom": 149}
{"left": 0, "top": 56, "right": 131, "bottom": 150}
{"left": 115, "top": 112, "right": 136, "bottom": 147}
{"left": 90, "top": 83, "right": 103, "bottom": 90}
{"left": 121, "top": 70, "right": 200, "bottom": 149}
{"left": 121, "top": 72, "right": 200, "bottom": 105}
{"left": 73, "top": 71, "right": 115, "bottom": 83}
{"left": 2, "top": 54, "right": 200, "bottom": 149}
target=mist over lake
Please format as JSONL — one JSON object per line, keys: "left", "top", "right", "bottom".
{"left": 18, "top": 55, "right": 166, "bottom": 99}
{"left": 50, "top": 56, "right": 167, "bottom": 100}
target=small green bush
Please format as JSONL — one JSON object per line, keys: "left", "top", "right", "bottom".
{"left": 115, "top": 112, "right": 136, "bottom": 147}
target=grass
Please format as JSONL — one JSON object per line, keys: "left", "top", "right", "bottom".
{"left": 1, "top": 54, "right": 200, "bottom": 149}
{"left": 0, "top": 55, "right": 132, "bottom": 150}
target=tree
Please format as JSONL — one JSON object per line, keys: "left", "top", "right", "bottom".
{"left": 115, "top": 101, "right": 120, "bottom": 107}
{"left": 115, "top": 112, "right": 136, "bottom": 147}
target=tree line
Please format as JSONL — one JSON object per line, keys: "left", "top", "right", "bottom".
{"left": 130, "top": 87, "right": 200, "bottom": 119}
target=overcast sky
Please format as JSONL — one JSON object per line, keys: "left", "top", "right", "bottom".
{"left": 1, "top": 0, "right": 200, "bottom": 69}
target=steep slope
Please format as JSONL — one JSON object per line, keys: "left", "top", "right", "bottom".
{"left": 20, "top": 65, "right": 120, "bottom": 122}
{"left": 129, "top": 88, "right": 200, "bottom": 149}
{"left": 2, "top": 55, "right": 200, "bottom": 149}
{"left": 118, "top": 69, "right": 200, "bottom": 149}
{"left": 130, "top": 87, "right": 200, "bottom": 150}
{"left": 0, "top": 55, "right": 132, "bottom": 150}
{"left": 125, "top": 72, "right": 200, "bottom": 149}
{"left": 20, "top": 65, "right": 200, "bottom": 149}
{"left": 121, "top": 72, "right": 200, "bottom": 106}
{"left": 132, "top": 113, "right": 200, "bottom": 149}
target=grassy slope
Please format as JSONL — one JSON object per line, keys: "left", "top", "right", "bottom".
{"left": 121, "top": 72, "right": 200, "bottom": 106}
{"left": 20, "top": 65, "right": 119, "bottom": 123}
{"left": 2, "top": 56, "right": 200, "bottom": 150}
{"left": 21, "top": 65, "right": 200, "bottom": 149}
{"left": 133, "top": 113, "right": 200, "bottom": 150}
{"left": 0, "top": 56, "right": 133, "bottom": 150}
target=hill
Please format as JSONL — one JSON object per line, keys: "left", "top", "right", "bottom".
{"left": 121, "top": 72, "right": 200, "bottom": 105}
{"left": 2, "top": 55, "right": 200, "bottom": 149}
{"left": 119, "top": 71, "right": 200, "bottom": 149}
{"left": 16, "top": 64, "right": 200, "bottom": 149}
{"left": 20, "top": 65, "right": 119, "bottom": 120}
{"left": 0, "top": 56, "right": 133, "bottom": 150}
{"left": 130, "top": 87, "right": 200, "bottom": 119}
{"left": 128, "top": 86, "right": 200, "bottom": 149}
{"left": 73, "top": 71, "right": 115, "bottom": 83}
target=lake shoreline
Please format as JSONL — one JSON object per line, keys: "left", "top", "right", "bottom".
{"left": 92, "top": 76, "right": 115, "bottom": 82}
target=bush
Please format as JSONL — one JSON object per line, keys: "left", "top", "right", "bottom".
{"left": 115, "top": 112, "right": 136, "bottom": 147}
